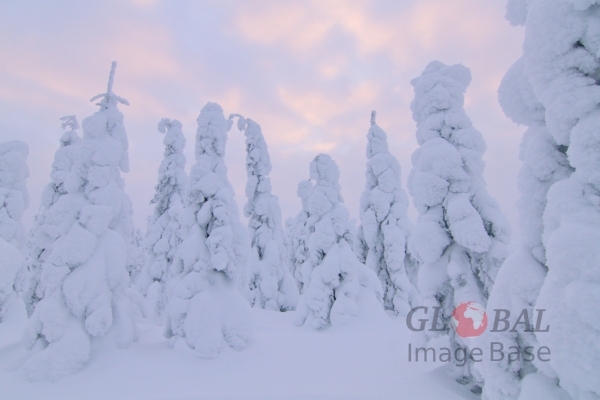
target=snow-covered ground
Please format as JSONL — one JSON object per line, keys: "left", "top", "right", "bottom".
{"left": 0, "top": 296, "right": 477, "bottom": 400}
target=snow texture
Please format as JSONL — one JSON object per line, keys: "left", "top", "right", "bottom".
{"left": 232, "top": 115, "right": 299, "bottom": 311}
{"left": 165, "top": 102, "right": 252, "bottom": 358}
{"left": 23, "top": 62, "right": 137, "bottom": 381}
{"left": 135, "top": 118, "right": 187, "bottom": 319}
{"left": 22, "top": 117, "right": 81, "bottom": 316}
{"left": 291, "top": 153, "right": 383, "bottom": 330}
{"left": 407, "top": 61, "right": 510, "bottom": 388}
{"left": 355, "top": 111, "right": 416, "bottom": 316}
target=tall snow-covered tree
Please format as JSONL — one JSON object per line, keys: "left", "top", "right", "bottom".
{"left": 478, "top": 23, "right": 571, "bottom": 400}
{"left": 355, "top": 111, "right": 416, "bottom": 316}
{"left": 23, "top": 116, "right": 81, "bottom": 316}
{"left": 165, "top": 102, "right": 252, "bottom": 358}
{"left": 407, "top": 61, "right": 510, "bottom": 387}
{"left": 232, "top": 115, "right": 298, "bottom": 311}
{"left": 0, "top": 140, "right": 29, "bottom": 323}
{"left": 0, "top": 140, "right": 29, "bottom": 249}
{"left": 479, "top": 1, "right": 600, "bottom": 398}
{"left": 135, "top": 118, "right": 187, "bottom": 318}
{"left": 292, "top": 153, "right": 383, "bottom": 330}
{"left": 23, "top": 62, "right": 137, "bottom": 381}
{"left": 285, "top": 181, "right": 312, "bottom": 294}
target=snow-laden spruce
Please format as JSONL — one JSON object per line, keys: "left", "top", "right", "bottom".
{"left": 23, "top": 63, "right": 137, "bottom": 381}
{"left": 231, "top": 115, "right": 299, "bottom": 311}
{"left": 476, "top": 18, "right": 572, "bottom": 400}
{"left": 355, "top": 111, "right": 416, "bottom": 317}
{"left": 407, "top": 61, "right": 510, "bottom": 387}
{"left": 511, "top": 1, "right": 600, "bottom": 398}
{"left": 0, "top": 140, "right": 29, "bottom": 249}
{"left": 0, "top": 140, "right": 29, "bottom": 324}
{"left": 23, "top": 117, "right": 81, "bottom": 316}
{"left": 165, "top": 102, "right": 252, "bottom": 358}
{"left": 285, "top": 182, "right": 311, "bottom": 294}
{"left": 292, "top": 154, "right": 383, "bottom": 330}
{"left": 135, "top": 118, "right": 187, "bottom": 318}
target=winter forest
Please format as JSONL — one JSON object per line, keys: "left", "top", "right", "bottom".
{"left": 1, "top": 0, "right": 599, "bottom": 399}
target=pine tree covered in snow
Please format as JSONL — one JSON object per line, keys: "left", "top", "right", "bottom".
{"left": 285, "top": 182, "right": 312, "bottom": 294}
{"left": 293, "top": 154, "right": 383, "bottom": 330}
{"left": 23, "top": 117, "right": 81, "bottom": 316}
{"left": 135, "top": 118, "right": 187, "bottom": 318}
{"left": 165, "top": 102, "right": 252, "bottom": 358}
{"left": 355, "top": 111, "right": 416, "bottom": 317}
{"left": 477, "top": 6, "right": 571, "bottom": 398}
{"left": 0, "top": 140, "right": 29, "bottom": 249}
{"left": 23, "top": 62, "right": 137, "bottom": 381}
{"left": 492, "top": 1, "right": 600, "bottom": 399}
{"left": 232, "top": 115, "right": 298, "bottom": 311}
{"left": 0, "top": 140, "right": 29, "bottom": 323}
{"left": 407, "top": 61, "right": 510, "bottom": 387}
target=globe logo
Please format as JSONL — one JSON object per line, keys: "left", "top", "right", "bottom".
{"left": 451, "top": 301, "right": 488, "bottom": 338}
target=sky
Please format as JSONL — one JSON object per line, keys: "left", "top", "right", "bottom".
{"left": 0, "top": 0, "right": 525, "bottom": 239}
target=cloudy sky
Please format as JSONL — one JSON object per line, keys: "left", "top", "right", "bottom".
{"left": 0, "top": 0, "right": 525, "bottom": 238}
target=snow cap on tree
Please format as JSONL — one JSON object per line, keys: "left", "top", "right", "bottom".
{"left": 231, "top": 114, "right": 299, "bottom": 311}
{"left": 355, "top": 111, "right": 416, "bottom": 316}
{"left": 23, "top": 62, "right": 137, "bottom": 381}
{"left": 408, "top": 61, "right": 510, "bottom": 387}
{"left": 135, "top": 118, "right": 187, "bottom": 318}
{"left": 165, "top": 102, "right": 252, "bottom": 358}
{"left": 293, "top": 153, "right": 383, "bottom": 330}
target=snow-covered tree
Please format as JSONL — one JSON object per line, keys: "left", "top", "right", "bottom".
{"left": 135, "top": 118, "right": 187, "bottom": 318}
{"left": 0, "top": 140, "right": 29, "bottom": 249}
{"left": 355, "top": 111, "right": 416, "bottom": 317}
{"left": 478, "top": 26, "right": 571, "bottom": 400}
{"left": 504, "top": 1, "right": 600, "bottom": 399}
{"left": 23, "top": 116, "right": 81, "bottom": 316}
{"left": 232, "top": 115, "right": 298, "bottom": 311}
{"left": 0, "top": 140, "right": 29, "bottom": 322}
{"left": 165, "top": 102, "right": 252, "bottom": 358}
{"left": 479, "top": 1, "right": 600, "bottom": 398}
{"left": 285, "top": 182, "right": 312, "bottom": 294}
{"left": 292, "top": 153, "right": 383, "bottom": 330}
{"left": 23, "top": 62, "right": 137, "bottom": 381}
{"left": 407, "top": 61, "right": 510, "bottom": 387}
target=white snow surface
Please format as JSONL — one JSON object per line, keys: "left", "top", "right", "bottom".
{"left": 355, "top": 111, "right": 416, "bottom": 316}
{"left": 0, "top": 300, "right": 478, "bottom": 400}
{"left": 235, "top": 115, "right": 299, "bottom": 312}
